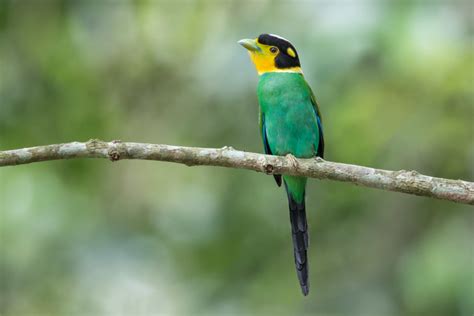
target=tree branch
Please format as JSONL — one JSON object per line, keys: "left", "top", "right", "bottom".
{"left": 1, "top": 139, "right": 473, "bottom": 205}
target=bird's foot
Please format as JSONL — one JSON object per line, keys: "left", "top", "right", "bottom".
{"left": 314, "top": 156, "right": 324, "bottom": 163}
{"left": 286, "top": 154, "right": 299, "bottom": 169}
{"left": 221, "top": 145, "right": 235, "bottom": 151}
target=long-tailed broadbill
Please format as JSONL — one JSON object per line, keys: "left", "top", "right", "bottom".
{"left": 239, "top": 34, "right": 324, "bottom": 296}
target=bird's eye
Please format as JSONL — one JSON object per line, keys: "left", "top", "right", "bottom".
{"left": 270, "top": 46, "right": 279, "bottom": 54}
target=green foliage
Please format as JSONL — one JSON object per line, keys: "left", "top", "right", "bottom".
{"left": 1, "top": 1, "right": 472, "bottom": 315}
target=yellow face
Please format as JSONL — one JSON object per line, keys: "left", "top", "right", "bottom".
{"left": 239, "top": 38, "right": 302, "bottom": 75}
{"left": 248, "top": 40, "right": 281, "bottom": 74}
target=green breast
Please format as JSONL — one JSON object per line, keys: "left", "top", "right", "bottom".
{"left": 257, "top": 72, "right": 319, "bottom": 158}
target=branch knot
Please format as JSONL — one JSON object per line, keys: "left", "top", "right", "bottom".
{"left": 108, "top": 148, "right": 121, "bottom": 161}
{"left": 264, "top": 163, "right": 274, "bottom": 174}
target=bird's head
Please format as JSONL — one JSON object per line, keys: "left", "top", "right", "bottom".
{"left": 238, "top": 34, "right": 302, "bottom": 75}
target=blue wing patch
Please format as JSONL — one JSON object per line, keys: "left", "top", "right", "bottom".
{"left": 316, "top": 115, "right": 325, "bottom": 158}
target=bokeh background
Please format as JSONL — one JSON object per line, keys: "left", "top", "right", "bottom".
{"left": 1, "top": 1, "right": 473, "bottom": 315}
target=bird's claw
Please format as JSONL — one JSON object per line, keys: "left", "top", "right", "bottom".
{"left": 286, "top": 154, "right": 299, "bottom": 169}
{"left": 221, "top": 145, "right": 235, "bottom": 151}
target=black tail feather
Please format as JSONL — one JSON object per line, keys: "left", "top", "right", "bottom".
{"left": 286, "top": 189, "right": 309, "bottom": 296}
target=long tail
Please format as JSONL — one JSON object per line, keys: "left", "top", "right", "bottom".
{"left": 285, "top": 185, "right": 309, "bottom": 296}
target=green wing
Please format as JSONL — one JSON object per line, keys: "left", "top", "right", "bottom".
{"left": 259, "top": 109, "right": 282, "bottom": 186}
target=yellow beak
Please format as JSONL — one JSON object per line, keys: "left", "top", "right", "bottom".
{"left": 238, "top": 38, "right": 261, "bottom": 52}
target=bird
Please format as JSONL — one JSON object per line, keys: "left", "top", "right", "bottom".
{"left": 239, "top": 34, "right": 324, "bottom": 296}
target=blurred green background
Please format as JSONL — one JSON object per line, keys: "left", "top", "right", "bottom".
{"left": 0, "top": 1, "right": 473, "bottom": 315}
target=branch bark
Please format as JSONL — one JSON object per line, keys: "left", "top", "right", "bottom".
{"left": 1, "top": 140, "right": 473, "bottom": 205}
